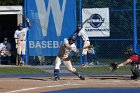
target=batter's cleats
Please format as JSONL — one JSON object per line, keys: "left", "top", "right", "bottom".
{"left": 79, "top": 76, "right": 85, "bottom": 80}
{"left": 54, "top": 77, "right": 60, "bottom": 81}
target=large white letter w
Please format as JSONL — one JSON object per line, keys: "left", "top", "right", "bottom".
{"left": 35, "top": 0, "right": 66, "bottom": 36}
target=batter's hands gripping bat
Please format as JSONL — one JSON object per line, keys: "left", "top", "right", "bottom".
{"left": 109, "top": 63, "right": 119, "bottom": 72}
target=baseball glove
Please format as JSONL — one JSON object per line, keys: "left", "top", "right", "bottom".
{"left": 109, "top": 63, "right": 118, "bottom": 72}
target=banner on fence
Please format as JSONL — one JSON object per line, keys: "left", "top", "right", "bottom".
{"left": 82, "top": 8, "right": 110, "bottom": 37}
{"left": 25, "top": 0, "right": 76, "bottom": 56}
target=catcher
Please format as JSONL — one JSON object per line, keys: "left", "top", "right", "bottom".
{"left": 110, "top": 47, "right": 140, "bottom": 80}
{"left": 54, "top": 36, "right": 85, "bottom": 81}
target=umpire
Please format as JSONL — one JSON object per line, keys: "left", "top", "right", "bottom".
{"left": 117, "top": 47, "right": 140, "bottom": 80}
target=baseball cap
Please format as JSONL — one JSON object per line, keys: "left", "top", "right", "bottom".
{"left": 4, "top": 38, "right": 8, "bottom": 41}
{"left": 18, "top": 23, "right": 23, "bottom": 27}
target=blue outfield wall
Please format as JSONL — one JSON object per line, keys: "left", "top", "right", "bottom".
{"left": 25, "top": 0, "right": 77, "bottom": 56}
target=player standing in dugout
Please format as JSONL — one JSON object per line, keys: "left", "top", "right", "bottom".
{"left": 14, "top": 18, "right": 31, "bottom": 66}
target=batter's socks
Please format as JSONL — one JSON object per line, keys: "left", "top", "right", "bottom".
{"left": 83, "top": 55, "right": 88, "bottom": 64}
{"left": 54, "top": 69, "right": 60, "bottom": 80}
{"left": 21, "top": 55, "right": 25, "bottom": 63}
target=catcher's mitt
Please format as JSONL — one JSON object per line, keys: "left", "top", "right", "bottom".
{"left": 109, "top": 63, "right": 118, "bottom": 72}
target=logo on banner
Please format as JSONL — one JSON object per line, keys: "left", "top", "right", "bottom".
{"left": 88, "top": 14, "right": 104, "bottom": 28}
{"left": 82, "top": 8, "right": 110, "bottom": 37}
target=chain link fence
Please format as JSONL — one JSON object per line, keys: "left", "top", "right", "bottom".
{"left": 28, "top": 0, "right": 140, "bottom": 70}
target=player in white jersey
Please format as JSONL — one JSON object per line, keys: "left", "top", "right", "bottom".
{"left": 14, "top": 18, "right": 31, "bottom": 66}
{"left": 74, "top": 26, "right": 91, "bottom": 67}
{"left": 54, "top": 36, "right": 85, "bottom": 81}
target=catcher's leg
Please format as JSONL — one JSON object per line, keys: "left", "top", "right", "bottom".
{"left": 63, "top": 60, "right": 85, "bottom": 80}
{"left": 131, "top": 64, "right": 140, "bottom": 79}
{"left": 54, "top": 56, "right": 61, "bottom": 80}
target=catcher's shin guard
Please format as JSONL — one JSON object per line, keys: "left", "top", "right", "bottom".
{"left": 131, "top": 64, "right": 140, "bottom": 78}
{"left": 54, "top": 69, "right": 60, "bottom": 80}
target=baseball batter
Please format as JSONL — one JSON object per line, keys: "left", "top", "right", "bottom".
{"left": 14, "top": 18, "right": 31, "bottom": 66}
{"left": 54, "top": 36, "right": 85, "bottom": 81}
{"left": 74, "top": 26, "right": 91, "bottom": 67}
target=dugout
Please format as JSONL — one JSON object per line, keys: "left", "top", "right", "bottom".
{"left": 0, "top": 6, "right": 23, "bottom": 65}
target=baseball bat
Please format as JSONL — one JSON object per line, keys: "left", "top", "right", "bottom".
{"left": 81, "top": 15, "right": 92, "bottom": 27}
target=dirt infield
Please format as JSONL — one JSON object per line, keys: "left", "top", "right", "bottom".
{"left": 0, "top": 75, "right": 140, "bottom": 93}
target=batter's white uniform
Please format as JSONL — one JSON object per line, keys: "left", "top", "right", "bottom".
{"left": 55, "top": 38, "right": 77, "bottom": 70}
{"left": 78, "top": 28, "right": 90, "bottom": 55}
{"left": 14, "top": 27, "right": 29, "bottom": 55}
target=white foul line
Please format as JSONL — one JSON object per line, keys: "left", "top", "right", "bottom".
{"left": 5, "top": 83, "right": 82, "bottom": 93}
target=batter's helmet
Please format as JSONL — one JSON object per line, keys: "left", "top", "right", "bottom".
{"left": 69, "top": 34, "right": 77, "bottom": 42}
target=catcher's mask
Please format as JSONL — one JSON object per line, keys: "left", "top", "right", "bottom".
{"left": 125, "top": 47, "right": 134, "bottom": 56}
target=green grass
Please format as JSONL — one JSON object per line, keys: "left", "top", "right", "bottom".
{"left": 96, "top": 58, "right": 125, "bottom": 64}
{"left": 76, "top": 66, "right": 131, "bottom": 73}
{"left": 0, "top": 66, "right": 131, "bottom": 74}
{"left": 0, "top": 67, "right": 46, "bottom": 74}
